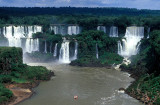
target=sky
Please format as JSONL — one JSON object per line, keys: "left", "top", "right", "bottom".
{"left": 0, "top": 0, "right": 160, "bottom": 10}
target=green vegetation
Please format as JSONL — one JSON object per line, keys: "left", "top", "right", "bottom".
{"left": 70, "top": 30, "right": 123, "bottom": 66}
{"left": 0, "top": 47, "right": 53, "bottom": 104}
{"left": 0, "top": 83, "right": 13, "bottom": 104}
{"left": 126, "top": 74, "right": 160, "bottom": 105}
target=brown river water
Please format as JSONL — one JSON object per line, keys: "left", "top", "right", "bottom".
{"left": 18, "top": 63, "right": 143, "bottom": 105}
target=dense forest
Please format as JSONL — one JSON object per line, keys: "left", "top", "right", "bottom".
{"left": 1, "top": 7, "right": 160, "bottom": 16}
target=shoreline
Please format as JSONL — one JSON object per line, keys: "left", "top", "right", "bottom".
{"left": 2, "top": 71, "right": 54, "bottom": 105}
{"left": 3, "top": 82, "right": 39, "bottom": 105}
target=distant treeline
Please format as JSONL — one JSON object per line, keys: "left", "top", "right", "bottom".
{"left": 1, "top": 7, "right": 160, "bottom": 16}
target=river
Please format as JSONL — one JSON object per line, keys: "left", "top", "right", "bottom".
{"left": 18, "top": 63, "right": 143, "bottom": 105}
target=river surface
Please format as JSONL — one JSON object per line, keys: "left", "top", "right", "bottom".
{"left": 18, "top": 63, "right": 143, "bottom": 105}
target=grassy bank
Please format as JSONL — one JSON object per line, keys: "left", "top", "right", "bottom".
{"left": 126, "top": 74, "right": 160, "bottom": 105}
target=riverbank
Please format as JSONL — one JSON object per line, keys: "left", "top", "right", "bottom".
{"left": 1, "top": 71, "right": 54, "bottom": 105}
{"left": 120, "top": 66, "right": 160, "bottom": 105}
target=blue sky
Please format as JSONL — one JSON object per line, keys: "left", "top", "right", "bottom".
{"left": 0, "top": 0, "right": 160, "bottom": 10}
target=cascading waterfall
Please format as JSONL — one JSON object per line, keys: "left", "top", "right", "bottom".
{"left": 118, "top": 26, "right": 144, "bottom": 57}
{"left": 1, "top": 25, "right": 42, "bottom": 53}
{"left": 50, "top": 42, "right": 52, "bottom": 53}
{"left": 50, "top": 25, "right": 80, "bottom": 35}
{"left": 118, "top": 41, "right": 122, "bottom": 55}
{"left": 109, "top": 26, "right": 118, "bottom": 37}
{"left": 25, "top": 38, "right": 39, "bottom": 53}
{"left": 59, "top": 39, "right": 70, "bottom": 63}
{"left": 44, "top": 40, "right": 47, "bottom": 53}
{"left": 96, "top": 43, "right": 99, "bottom": 59}
{"left": 73, "top": 41, "right": 78, "bottom": 60}
{"left": 97, "top": 26, "right": 106, "bottom": 33}
{"left": 147, "top": 27, "right": 150, "bottom": 38}
{"left": 68, "top": 26, "right": 80, "bottom": 35}
{"left": 53, "top": 43, "right": 58, "bottom": 57}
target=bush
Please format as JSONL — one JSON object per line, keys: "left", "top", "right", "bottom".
{"left": 23, "top": 66, "right": 51, "bottom": 80}
{"left": 0, "top": 84, "right": 13, "bottom": 104}
{"left": 0, "top": 75, "right": 12, "bottom": 83}
{"left": 0, "top": 47, "right": 22, "bottom": 74}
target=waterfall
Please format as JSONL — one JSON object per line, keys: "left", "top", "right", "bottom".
{"left": 109, "top": 26, "right": 118, "bottom": 37}
{"left": 59, "top": 40, "right": 70, "bottom": 63}
{"left": 97, "top": 26, "right": 106, "bottom": 33}
{"left": 147, "top": 27, "right": 150, "bottom": 38}
{"left": 68, "top": 26, "right": 80, "bottom": 35}
{"left": 118, "top": 41, "right": 123, "bottom": 55}
{"left": 96, "top": 43, "right": 99, "bottom": 59}
{"left": 1, "top": 25, "right": 42, "bottom": 53}
{"left": 53, "top": 43, "right": 58, "bottom": 57}
{"left": 118, "top": 26, "right": 144, "bottom": 57}
{"left": 50, "top": 25, "right": 80, "bottom": 35}
{"left": 50, "top": 42, "right": 52, "bottom": 53}
{"left": 44, "top": 40, "right": 47, "bottom": 53}
{"left": 73, "top": 41, "right": 78, "bottom": 60}
{"left": 25, "top": 38, "right": 39, "bottom": 53}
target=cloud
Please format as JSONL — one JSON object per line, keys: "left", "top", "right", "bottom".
{"left": 0, "top": 0, "right": 159, "bottom": 10}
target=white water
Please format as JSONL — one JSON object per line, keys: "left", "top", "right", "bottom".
{"left": 147, "top": 27, "right": 150, "bottom": 38}
{"left": 73, "top": 41, "right": 78, "bottom": 60}
{"left": 53, "top": 43, "right": 58, "bottom": 57}
{"left": 50, "top": 25, "right": 80, "bottom": 35}
{"left": 68, "top": 25, "right": 80, "bottom": 35}
{"left": 2, "top": 25, "right": 42, "bottom": 53}
{"left": 109, "top": 26, "right": 118, "bottom": 37}
{"left": 50, "top": 42, "right": 52, "bottom": 53}
{"left": 96, "top": 43, "right": 99, "bottom": 59}
{"left": 118, "top": 26, "right": 144, "bottom": 57}
{"left": 97, "top": 26, "right": 106, "bottom": 33}
{"left": 44, "top": 40, "right": 47, "bottom": 53}
{"left": 59, "top": 40, "right": 70, "bottom": 63}
{"left": 25, "top": 38, "right": 39, "bottom": 53}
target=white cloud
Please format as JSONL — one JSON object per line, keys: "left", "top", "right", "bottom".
{"left": 0, "top": 0, "right": 160, "bottom": 10}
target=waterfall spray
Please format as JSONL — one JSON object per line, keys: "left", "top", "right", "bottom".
{"left": 118, "top": 26, "right": 144, "bottom": 57}
{"left": 109, "top": 26, "right": 118, "bottom": 37}
{"left": 59, "top": 40, "right": 70, "bottom": 63}
{"left": 53, "top": 43, "right": 58, "bottom": 57}
{"left": 96, "top": 43, "right": 99, "bottom": 59}
{"left": 73, "top": 41, "right": 78, "bottom": 60}
{"left": 44, "top": 40, "right": 47, "bottom": 53}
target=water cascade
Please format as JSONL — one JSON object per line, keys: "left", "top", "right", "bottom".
{"left": 50, "top": 42, "right": 52, "bottom": 53}
{"left": 109, "top": 26, "right": 118, "bottom": 37}
{"left": 68, "top": 26, "right": 80, "bottom": 35}
{"left": 53, "top": 43, "right": 58, "bottom": 57}
{"left": 59, "top": 39, "right": 70, "bottom": 63}
{"left": 25, "top": 39, "right": 39, "bottom": 53}
{"left": 96, "top": 43, "right": 99, "bottom": 59}
{"left": 1, "top": 25, "right": 42, "bottom": 53}
{"left": 118, "top": 26, "right": 144, "bottom": 57}
{"left": 147, "top": 27, "right": 150, "bottom": 38}
{"left": 73, "top": 41, "right": 78, "bottom": 60}
{"left": 44, "top": 40, "right": 47, "bottom": 53}
{"left": 50, "top": 25, "right": 67, "bottom": 35}
{"left": 50, "top": 25, "right": 80, "bottom": 35}
{"left": 97, "top": 26, "right": 106, "bottom": 33}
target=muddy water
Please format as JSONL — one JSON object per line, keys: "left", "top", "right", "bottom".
{"left": 18, "top": 63, "right": 143, "bottom": 105}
